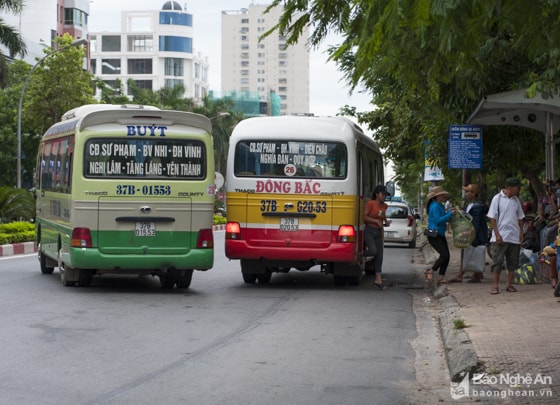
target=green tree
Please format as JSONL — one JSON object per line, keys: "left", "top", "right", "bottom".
{"left": 23, "top": 34, "right": 95, "bottom": 136}
{"left": 268, "top": 0, "right": 559, "bottom": 196}
{"left": 0, "top": 0, "right": 26, "bottom": 87}
{"left": 0, "top": 186, "right": 34, "bottom": 222}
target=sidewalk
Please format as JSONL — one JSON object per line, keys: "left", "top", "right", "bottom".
{"left": 419, "top": 232, "right": 560, "bottom": 402}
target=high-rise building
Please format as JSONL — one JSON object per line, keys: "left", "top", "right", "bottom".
{"left": 89, "top": 1, "right": 209, "bottom": 102}
{"left": 0, "top": 0, "right": 89, "bottom": 64}
{"left": 221, "top": 4, "right": 309, "bottom": 115}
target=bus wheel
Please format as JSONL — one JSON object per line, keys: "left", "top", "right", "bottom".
{"left": 159, "top": 268, "right": 178, "bottom": 289}
{"left": 242, "top": 273, "right": 257, "bottom": 284}
{"left": 78, "top": 269, "right": 94, "bottom": 287}
{"left": 39, "top": 246, "right": 55, "bottom": 275}
{"left": 257, "top": 271, "right": 272, "bottom": 284}
{"left": 333, "top": 276, "right": 348, "bottom": 286}
{"left": 60, "top": 263, "right": 76, "bottom": 287}
{"left": 176, "top": 269, "right": 193, "bottom": 288}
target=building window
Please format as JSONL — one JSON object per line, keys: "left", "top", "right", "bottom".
{"left": 240, "top": 27, "right": 249, "bottom": 34}
{"left": 241, "top": 18, "right": 249, "bottom": 24}
{"left": 159, "top": 36, "right": 192, "bottom": 53}
{"left": 90, "top": 59, "right": 97, "bottom": 74}
{"left": 241, "top": 61, "right": 249, "bottom": 67}
{"left": 241, "top": 44, "right": 249, "bottom": 50}
{"left": 241, "top": 78, "right": 249, "bottom": 84}
{"left": 279, "top": 78, "right": 287, "bottom": 84}
{"left": 159, "top": 12, "right": 193, "bottom": 27}
{"left": 101, "top": 36, "right": 121, "bottom": 52}
{"left": 128, "top": 59, "right": 153, "bottom": 74}
{"left": 90, "top": 36, "right": 97, "bottom": 53}
{"left": 128, "top": 80, "right": 152, "bottom": 95}
{"left": 279, "top": 53, "right": 288, "bottom": 59}
{"left": 165, "top": 79, "right": 184, "bottom": 88}
{"left": 101, "top": 59, "right": 121, "bottom": 74}
{"left": 64, "top": 8, "right": 88, "bottom": 27}
{"left": 278, "top": 87, "right": 287, "bottom": 92}
{"left": 164, "top": 58, "right": 184, "bottom": 76}
{"left": 127, "top": 35, "right": 153, "bottom": 52}
{"left": 194, "top": 63, "right": 200, "bottom": 79}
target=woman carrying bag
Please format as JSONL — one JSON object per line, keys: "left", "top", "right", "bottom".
{"left": 424, "top": 186, "right": 456, "bottom": 286}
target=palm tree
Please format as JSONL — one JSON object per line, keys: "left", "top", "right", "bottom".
{"left": 0, "top": 0, "right": 27, "bottom": 87}
{"left": 0, "top": 186, "right": 34, "bottom": 222}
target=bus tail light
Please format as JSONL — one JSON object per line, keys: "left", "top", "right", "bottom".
{"left": 337, "top": 225, "right": 356, "bottom": 243}
{"left": 196, "top": 229, "right": 214, "bottom": 249}
{"left": 225, "top": 222, "right": 241, "bottom": 240}
{"left": 71, "top": 227, "right": 93, "bottom": 248}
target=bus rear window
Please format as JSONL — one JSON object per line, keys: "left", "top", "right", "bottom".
{"left": 233, "top": 140, "right": 347, "bottom": 178}
{"left": 84, "top": 139, "right": 206, "bottom": 179}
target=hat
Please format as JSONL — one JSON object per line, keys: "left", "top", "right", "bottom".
{"left": 427, "top": 186, "right": 449, "bottom": 200}
{"left": 505, "top": 177, "right": 521, "bottom": 187}
{"left": 462, "top": 184, "right": 480, "bottom": 194}
{"left": 373, "top": 185, "right": 388, "bottom": 196}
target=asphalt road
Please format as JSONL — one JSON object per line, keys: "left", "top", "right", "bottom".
{"left": 0, "top": 234, "right": 425, "bottom": 405}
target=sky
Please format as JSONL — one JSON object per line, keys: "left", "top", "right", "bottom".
{"left": 87, "top": 0, "right": 373, "bottom": 117}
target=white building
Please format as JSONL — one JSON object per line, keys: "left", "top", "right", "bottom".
{"left": 221, "top": 4, "right": 309, "bottom": 115}
{"left": 89, "top": 1, "right": 209, "bottom": 101}
{"left": 0, "top": 0, "right": 89, "bottom": 64}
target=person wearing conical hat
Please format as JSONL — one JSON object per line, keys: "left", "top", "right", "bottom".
{"left": 425, "top": 185, "right": 456, "bottom": 286}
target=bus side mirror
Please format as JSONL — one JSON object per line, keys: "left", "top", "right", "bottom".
{"left": 385, "top": 181, "right": 395, "bottom": 197}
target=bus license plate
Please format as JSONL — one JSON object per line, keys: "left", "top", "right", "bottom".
{"left": 280, "top": 217, "right": 299, "bottom": 231}
{"left": 136, "top": 222, "right": 156, "bottom": 236}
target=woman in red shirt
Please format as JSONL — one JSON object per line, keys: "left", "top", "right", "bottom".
{"left": 364, "top": 185, "right": 391, "bottom": 290}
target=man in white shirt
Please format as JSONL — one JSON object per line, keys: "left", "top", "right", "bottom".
{"left": 487, "top": 177, "right": 525, "bottom": 294}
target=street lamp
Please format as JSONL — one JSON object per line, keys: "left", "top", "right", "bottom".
{"left": 16, "top": 38, "right": 88, "bottom": 188}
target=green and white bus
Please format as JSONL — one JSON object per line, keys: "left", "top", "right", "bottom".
{"left": 34, "top": 104, "right": 215, "bottom": 288}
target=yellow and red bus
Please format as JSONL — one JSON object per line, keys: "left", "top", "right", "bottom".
{"left": 35, "top": 104, "right": 215, "bottom": 288}
{"left": 225, "top": 115, "right": 390, "bottom": 285}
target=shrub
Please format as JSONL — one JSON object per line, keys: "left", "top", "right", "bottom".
{"left": 213, "top": 215, "right": 227, "bottom": 225}
{"left": 0, "top": 222, "right": 35, "bottom": 244}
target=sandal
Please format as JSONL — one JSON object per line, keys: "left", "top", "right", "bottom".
{"left": 449, "top": 277, "right": 463, "bottom": 283}
{"left": 436, "top": 277, "right": 447, "bottom": 287}
{"left": 506, "top": 286, "right": 517, "bottom": 292}
{"left": 424, "top": 269, "right": 434, "bottom": 282}
{"left": 374, "top": 282, "right": 387, "bottom": 291}
{"left": 491, "top": 287, "right": 499, "bottom": 295}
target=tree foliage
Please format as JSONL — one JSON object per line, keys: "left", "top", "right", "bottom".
{"left": 0, "top": 0, "right": 27, "bottom": 87}
{"left": 268, "top": 0, "right": 560, "bottom": 204}
{"left": 0, "top": 186, "right": 34, "bottom": 222}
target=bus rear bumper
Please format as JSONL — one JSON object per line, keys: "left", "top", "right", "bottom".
{"left": 67, "top": 248, "right": 214, "bottom": 271}
{"left": 225, "top": 241, "right": 358, "bottom": 264}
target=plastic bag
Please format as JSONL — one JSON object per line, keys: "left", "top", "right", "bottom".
{"left": 462, "top": 245, "right": 486, "bottom": 272}
{"left": 451, "top": 211, "right": 475, "bottom": 249}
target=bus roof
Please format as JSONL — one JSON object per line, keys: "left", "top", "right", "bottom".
{"left": 231, "top": 115, "right": 380, "bottom": 153}
{"left": 44, "top": 104, "right": 212, "bottom": 138}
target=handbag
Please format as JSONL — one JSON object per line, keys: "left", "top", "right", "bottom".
{"left": 423, "top": 228, "right": 438, "bottom": 238}
{"left": 451, "top": 211, "right": 475, "bottom": 248}
{"left": 462, "top": 245, "right": 486, "bottom": 272}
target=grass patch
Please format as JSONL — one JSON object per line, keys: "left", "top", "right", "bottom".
{"left": 453, "top": 319, "right": 469, "bottom": 329}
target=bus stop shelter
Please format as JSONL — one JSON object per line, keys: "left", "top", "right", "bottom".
{"left": 467, "top": 88, "right": 560, "bottom": 181}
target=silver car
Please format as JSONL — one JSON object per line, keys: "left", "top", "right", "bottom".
{"left": 384, "top": 202, "right": 419, "bottom": 248}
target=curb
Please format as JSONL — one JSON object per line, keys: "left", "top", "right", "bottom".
{"left": 0, "top": 225, "right": 227, "bottom": 257}
{"left": 422, "top": 241, "right": 480, "bottom": 382}
{"left": 0, "top": 241, "right": 37, "bottom": 257}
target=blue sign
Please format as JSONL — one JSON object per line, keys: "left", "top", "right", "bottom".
{"left": 448, "top": 125, "right": 482, "bottom": 169}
